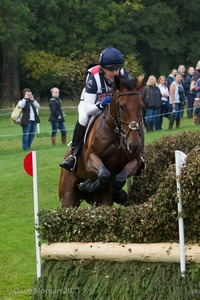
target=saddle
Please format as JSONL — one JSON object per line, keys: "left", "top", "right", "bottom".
{"left": 84, "top": 110, "right": 106, "bottom": 144}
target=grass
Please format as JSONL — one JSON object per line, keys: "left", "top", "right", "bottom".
{"left": 0, "top": 104, "right": 199, "bottom": 299}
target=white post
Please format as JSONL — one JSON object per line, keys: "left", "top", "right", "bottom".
{"left": 175, "top": 150, "right": 187, "bottom": 278}
{"left": 32, "top": 151, "right": 41, "bottom": 280}
{"left": 36, "top": 109, "right": 40, "bottom": 134}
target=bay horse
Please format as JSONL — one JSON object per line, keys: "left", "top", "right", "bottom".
{"left": 59, "top": 75, "right": 145, "bottom": 207}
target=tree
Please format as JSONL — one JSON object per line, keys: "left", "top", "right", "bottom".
{"left": 0, "top": 0, "right": 35, "bottom": 106}
{"left": 133, "top": 0, "right": 200, "bottom": 76}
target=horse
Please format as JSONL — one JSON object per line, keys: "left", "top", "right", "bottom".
{"left": 59, "top": 75, "right": 145, "bottom": 207}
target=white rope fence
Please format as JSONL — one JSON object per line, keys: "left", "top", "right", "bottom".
{"left": 0, "top": 106, "right": 195, "bottom": 139}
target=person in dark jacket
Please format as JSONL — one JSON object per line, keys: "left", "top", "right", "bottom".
{"left": 193, "top": 61, "right": 200, "bottom": 82}
{"left": 166, "top": 69, "right": 177, "bottom": 89}
{"left": 142, "top": 75, "right": 162, "bottom": 132}
{"left": 183, "top": 67, "right": 195, "bottom": 118}
{"left": 18, "top": 88, "right": 40, "bottom": 150}
{"left": 48, "top": 87, "right": 67, "bottom": 145}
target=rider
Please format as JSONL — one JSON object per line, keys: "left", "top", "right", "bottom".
{"left": 59, "top": 47, "right": 145, "bottom": 175}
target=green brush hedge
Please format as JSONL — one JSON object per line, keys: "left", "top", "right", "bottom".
{"left": 38, "top": 145, "right": 199, "bottom": 244}
{"left": 32, "top": 261, "right": 200, "bottom": 300}
{"left": 129, "top": 130, "right": 200, "bottom": 204}
{"left": 34, "top": 131, "right": 200, "bottom": 300}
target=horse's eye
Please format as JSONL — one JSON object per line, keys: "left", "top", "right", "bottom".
{"left": 119, "top": 104, "right": 126, "bottom": 111}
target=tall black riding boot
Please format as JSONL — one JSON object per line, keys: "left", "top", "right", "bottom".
{"left": 146, "top": 123, "right": 150, "bottom": 132}
{"left": 150, "top": 122, "right": 154, "bottom": 131}
{"left": 169, "top": 117, "right": 175, "bottom": 130}
{"left": 176, "top": 118, "right": 180, "bottom": 128}
{"left": 135, "top": 124, "right": 145, "bottom": 176}
{"left": 59, "top": 121, "right": 86, "bottom": 170}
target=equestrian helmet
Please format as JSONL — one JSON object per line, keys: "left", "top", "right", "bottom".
{"left": 99, "top": 47, "right": 124, "bottom": 69}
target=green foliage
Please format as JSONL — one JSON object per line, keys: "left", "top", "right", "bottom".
{"left": 32, "top": 260, "right": 200, "bottom": 300}
{"left": 38, "top": 132, "right": 200, "bottom": 244}
{"left": 21, "top": 50, "right": 144, "bottom": 98}
{"left": 134, "top": 0, "right": 200, "bottom": 75}
{"left": 0, "top": 0, "right": 33, "bottom": 47}
{"left": 130, "top": 130, "right": 200, "bottom": 204}
{"left": 2, "top": 0, "right": 200, "bottom": 105}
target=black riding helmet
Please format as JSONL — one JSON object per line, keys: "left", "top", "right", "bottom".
{"left": 99, "top": 47, "right": 124, "bottom": 70}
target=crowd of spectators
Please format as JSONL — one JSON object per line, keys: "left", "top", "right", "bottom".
{"left": 141, "top": 60, "right": 200, "bottom": 131}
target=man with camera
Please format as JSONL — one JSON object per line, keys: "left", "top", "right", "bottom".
{"left": 18, "top": 88, "right": 40, "bottom": 150}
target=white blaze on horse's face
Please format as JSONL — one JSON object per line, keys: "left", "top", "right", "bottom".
{"left": 103, "top": 68, "right": 120, "bottom": 83}
{"left": 117, "top": 91, "right": 142, "bottom": 154}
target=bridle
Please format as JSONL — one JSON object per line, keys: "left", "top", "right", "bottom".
{"left": 108, "top": 90, "right": 142, "bottom": 150}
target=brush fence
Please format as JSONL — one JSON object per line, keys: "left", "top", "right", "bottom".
{"left": 41, "top": 242, "right": 200, "bottom": 264}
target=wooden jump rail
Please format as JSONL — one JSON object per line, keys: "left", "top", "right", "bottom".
{"left": 41, "top": 242, "right": 200, "bottom": 264}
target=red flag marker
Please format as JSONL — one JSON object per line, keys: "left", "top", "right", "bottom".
{"left": 23, "top": 152, "right": 33, "bottom": 176}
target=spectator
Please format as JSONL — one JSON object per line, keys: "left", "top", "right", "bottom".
{"left": 193, "top": 79, "right": 200, "bottom": 125}
{"left": 141, "top": 75, "right": 162, "bottom": 132}
{"left": 166, "top": 69, "right": 177, "bottom": 90}
{"left": 157, "top": 75, "right": 170, "bottom": 130}
{"left": 48, "top": 87, "right": 67, "bottom": 145}
{"left": 168, "top": 73, "right": 184, "bottom": 130}
{"left": 177, "top": 65, "right": 186, "bottom": 117}
{"left": 193, "top": 61, "right": 200, "bottom": 82}
{"left": 184, "top": 67, "right": 195, "bottom": 118}
{"left": 18, "top": 88, "right": 40, "bottom": 150}
{"left": 177, "top": 65, "right": 186, "bottom": 80}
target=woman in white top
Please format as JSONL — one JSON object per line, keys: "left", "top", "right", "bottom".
{"left": 157, "top": 76, "right": 169, "bottom": 130}
{"left": 169, "top": 73, "right": 184, "bottom": 130}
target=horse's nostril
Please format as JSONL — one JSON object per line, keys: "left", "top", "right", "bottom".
{"left": 128, "top": 143, "right": 133, "bottom": 153}
{"left": 128, "top": 143, "right": 139, "bottom": 153}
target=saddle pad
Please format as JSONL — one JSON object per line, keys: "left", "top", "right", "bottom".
{"left": 84, "top": 110, "right": 103, "bottom": 144}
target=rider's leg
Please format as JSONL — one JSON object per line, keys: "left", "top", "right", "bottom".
{"left": 59, "top": 121, "right": 86, "bottom": 170}
{"left": 59, "top": 101, "right": 88, "bottom": 170}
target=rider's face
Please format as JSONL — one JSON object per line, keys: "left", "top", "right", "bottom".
{"left": 103, "top": 67, "right": 120, "bottom": 82}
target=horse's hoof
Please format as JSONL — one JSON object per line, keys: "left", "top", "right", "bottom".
{"left": 98, "top": 168, "right": 111, "bottom": 185}
{"left": 112, "top": 190, "right": 127, "bottom": 204}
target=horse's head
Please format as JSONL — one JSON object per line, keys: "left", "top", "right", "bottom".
{"left": 110, "top": 75, "right": 145, "bottom": 154}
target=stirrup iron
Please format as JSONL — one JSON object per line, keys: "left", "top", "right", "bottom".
{"left": 69, "top": 154, "right": 77, "bottom": 171}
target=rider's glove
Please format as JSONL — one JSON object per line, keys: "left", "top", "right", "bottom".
{"left": 96, "top": 96, "right": 112, "bottom": 110}
{"left": 101, "top": 96, "right": 111, "bottom": 107}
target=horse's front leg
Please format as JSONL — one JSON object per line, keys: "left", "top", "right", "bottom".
{"left": 82, "top": 153, "right": 111, "bottom": 193}
{"left": 114, "top": 158, "right": 138, "bottom": 190}
{"left": 59, "top": 169, "right": 81, "bottom": 208}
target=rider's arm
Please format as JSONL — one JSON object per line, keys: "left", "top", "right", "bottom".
{"left": 83, "top": 74, "right": 101, "bottom": 116}
{"left": 84, "top": 92, "right": 99, "bottom": 116}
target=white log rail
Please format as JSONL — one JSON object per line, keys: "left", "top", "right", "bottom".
{"left": 41, "top": 242, "right": 200, "bottom": 264}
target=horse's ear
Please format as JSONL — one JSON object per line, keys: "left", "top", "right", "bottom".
{"left": 135, "top": 74, "right": 146, "bottom": 90}
{"left": 114, "top": 75, "right": 122, "bottom": 90}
